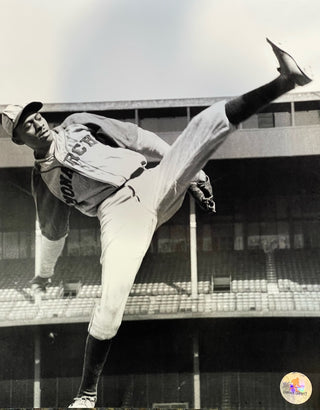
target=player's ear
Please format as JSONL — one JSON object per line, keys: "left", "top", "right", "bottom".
{"left": 12, "top": 127, "right": 25, "bottom": 145}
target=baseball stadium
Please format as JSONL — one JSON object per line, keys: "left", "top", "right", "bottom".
{"left": 0, "top": 92, "right": 320, "bottom": 409}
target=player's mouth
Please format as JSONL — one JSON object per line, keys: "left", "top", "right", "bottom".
{"left": 39, "top": 129, "right": 50, "bottom": 140}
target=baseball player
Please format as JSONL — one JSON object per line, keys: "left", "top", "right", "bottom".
{"left": 2, "top": 38, "right": 311, "bottom": 408}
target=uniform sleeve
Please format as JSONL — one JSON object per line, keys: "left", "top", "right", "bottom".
{"left": 60, "top": 112, "right": 170, "bottom": 162}
{"left": 134, "top": 127, "right": 170, "bottom": 162}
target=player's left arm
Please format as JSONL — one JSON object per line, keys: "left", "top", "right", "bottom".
{"left": 32, "top": 167, "right": 71, "bottom": 278}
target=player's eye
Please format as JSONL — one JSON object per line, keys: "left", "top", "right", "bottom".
{"left": 34, "top": 113, "right": 42, "bottom": 121}
{"left": 24, "top": 122, "right": 32, "bottom": 130}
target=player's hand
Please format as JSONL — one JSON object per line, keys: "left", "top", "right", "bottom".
{"left": 29, "top": 275, "right": 50, "bottom": 294}
{"left": 188, "top": 176, "right": 216, "bottom": 213}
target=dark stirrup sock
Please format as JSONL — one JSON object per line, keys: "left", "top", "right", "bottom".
{"left": 78, "top": 334, "right": 112, "bottom": 396}
{"left": 225, "top": 76, "right": 295, "bottom": 125}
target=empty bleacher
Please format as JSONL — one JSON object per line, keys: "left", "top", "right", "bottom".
{"left": 132, "top": 250, "right": 267, "bottom": 296}
{"left": 275, "top": 249, "right": 320, "bottom": 291}
{"left": 0, "top": 248, "right": 320, "bottom": 323}
{"left": 0, "top": 258, "right": 34, "bottom": 302}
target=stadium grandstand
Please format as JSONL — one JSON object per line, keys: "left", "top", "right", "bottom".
{"left": 0, "top": 93, "right": 320, "bottom": 408}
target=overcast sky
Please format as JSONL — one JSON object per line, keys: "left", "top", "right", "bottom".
{"left": 1, "top": 0, "right": 320, "bottom": 105}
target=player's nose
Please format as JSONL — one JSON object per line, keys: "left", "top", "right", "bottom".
{"left": 34, "top": 119, "right": 43, "bottom": 132}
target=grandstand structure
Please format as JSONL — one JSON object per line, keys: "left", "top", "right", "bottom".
{"left": 0, "top": 92, "right": 320, "bottom": 408}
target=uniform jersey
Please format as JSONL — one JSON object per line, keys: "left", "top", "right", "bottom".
{"left": 32, "top": 112, "right": 170, "bottom": 239}
{"left": 35, "top": 123, "right": 147, "bottom": 216}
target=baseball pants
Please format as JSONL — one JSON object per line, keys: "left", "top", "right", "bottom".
{"left": 88, "top": 101, "right": 235, "bottom": 340}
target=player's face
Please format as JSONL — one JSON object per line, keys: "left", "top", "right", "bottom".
{"left": 14, "top": 112, "right": 53, "bottom": 152}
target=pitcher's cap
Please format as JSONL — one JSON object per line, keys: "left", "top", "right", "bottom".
{"left": 2, "top": 101, "right": 43, "bottom": 144}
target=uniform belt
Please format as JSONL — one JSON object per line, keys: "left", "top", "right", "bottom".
{"left": 130, "top": 166, "right": 145, "bottom": 179}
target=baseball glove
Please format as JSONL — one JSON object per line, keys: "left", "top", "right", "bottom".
{"left": 188, "top": 176, "right": 216, "bottom": 213}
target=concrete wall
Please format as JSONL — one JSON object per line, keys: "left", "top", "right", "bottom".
{"left": 2, "top": 124, "right": 320, "bottom": 168}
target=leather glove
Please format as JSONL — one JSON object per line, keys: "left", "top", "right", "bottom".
{"left": 188, "top": 175, "right": 216, "bottom": 213}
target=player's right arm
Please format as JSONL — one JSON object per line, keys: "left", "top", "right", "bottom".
{"left": 60, "top": 112, "right": 170, "bottom": 162}
{"left": 32, "top": 166, "right": 71, "bottom": 280}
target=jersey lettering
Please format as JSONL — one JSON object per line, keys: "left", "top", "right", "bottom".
{"left": 60, "top": 174, "right": 73, "bottom": 190}
{"left": 61, "top": 186, "right": 74, "bottom": 197}
{"left": 80, "top": 135, "right": 98, "bottom": 147}
{"left": 61, "top": 167, "right": 73, "bottom": 179}
{"left": 60, "top": 167, "right": 77, "bottom": 205}
{"left": 64, "top": 135, "right": 98, "bottom": 165}
{"left": 72, "top": 143, "right": 87, "bottom": 156}
{"left": 64, "top": 152, "right": 80, "bottom": 166}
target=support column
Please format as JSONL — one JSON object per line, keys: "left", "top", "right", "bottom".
{"left": 193, "top": 329, "right": 201, "bottom": 409}
{"left": 290, "top": 101, "right": 295, "bottom": 126}
{"left": 34, "top": 218, "right": 43, "bottom": 305}
{"left": 34, "top": 326, "right": 41, "bottom": 408}
{"left": 134, "top": 108, "right": 139, "bottom": 126}
{"left": 190, "top": 196, "right": 198, "bottom": 298}
{"left": 187, "top": 106, "right": 199, "bottom": 299}
{"left": 35, "top": 218, "right": 41, "bottom": 276}
{"left": 234, "top": 222, "right": 244, "bottom": 251}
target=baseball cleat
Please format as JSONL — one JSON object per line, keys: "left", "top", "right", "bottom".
{"left": 29, "top": 275, "right": 50, "bottom": 293}
{"left": 68, "top": 395, "right": 97, "bottom": 408}
{"left": 267, "top": 38, "right": 312, "bottom": 86}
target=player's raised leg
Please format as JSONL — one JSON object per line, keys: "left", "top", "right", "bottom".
{"left": 129, "top": 38, "right": 312, "bottom": 226}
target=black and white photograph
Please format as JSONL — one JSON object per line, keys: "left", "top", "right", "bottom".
{"left": 0, "top": 0, "right": 320, "bottom": 408}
